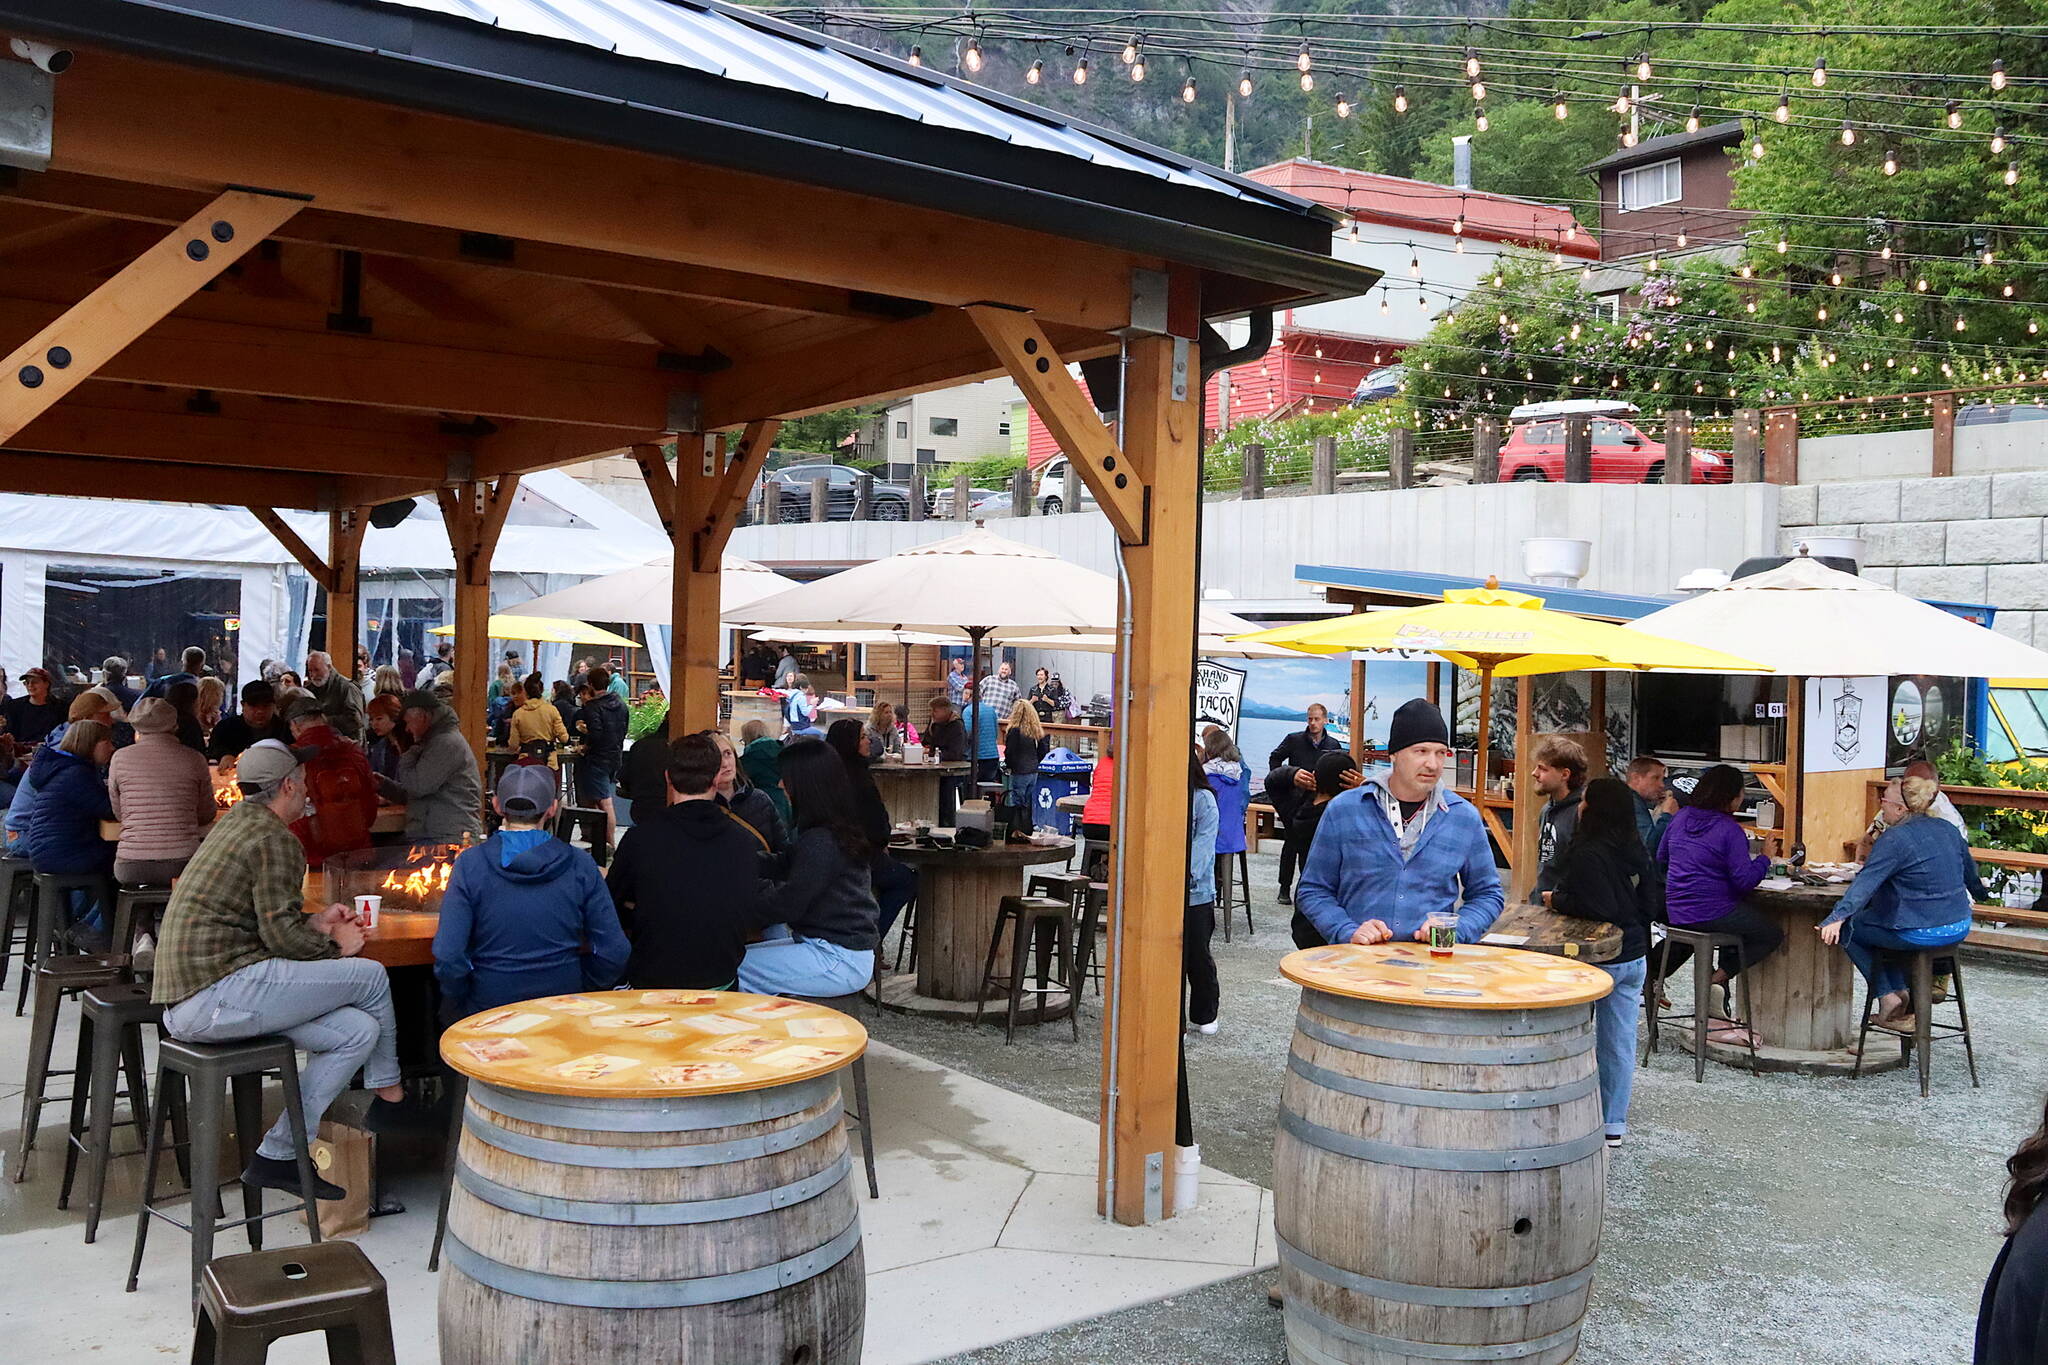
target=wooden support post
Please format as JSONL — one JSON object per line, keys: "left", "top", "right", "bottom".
{"left": 907, "top": 468, "right": 926, "bottom": 521}
{"left": 1760, "top": 408, "right": 1797, "bottom": 484}
{"left": 1510, "top": 675, "right": 1539, "bottom": 903}
{"left": 1311, "top": 436, "right": 1336, "bottom": 495}
{"left": 953, "top": 472, "right": 971, "bottom": 522}
{"left": 1662, "top": 409, "right": 1692, "bottom": 485}
{"left": 1427, "top": 662, "right": 1440, "bottom": 707}
{"left": 1062, "top": 460, "right": 1080, "bottom": 517}
{"left": 1472, "top": 417, "right": 1502, "bottom": 484}
{"left": 1589, "top": 673, "right": 1609, "bottom": 779}
{"left": 1101, "top": 330, "right": 1199, "bottom": 1226}
{"left": 1243, "top": 442, "right": 1265, "bottom": 500}
{"left": 854, "top": 473, "right": 874, "bottom": 522}
{"left": 0, "top": 189, "right": 306, "bottom": 443}
{"left": 248, "top": 503, "right": 369, "bottom": 668}
{"left": 1010, "top": 465, "right": 1032, "bottom": 517}
{"left": 1784, "top": 675, "right": 1806, "bottom": 850}
{"left": 437, "top": 476, "right": 519, "bottom": 766}
{"left": 1562, "top": 416, "right": 1592, "bottom": 483}
{"left": 1387, "top": 427, "right": 1414, "bottom": 490}
{"left": 809, "top": 475, "right": 829, "bottom": 523}
{"left": 1472, "top": 667, "right": 1493, "bottom": 801}
{"left": 1349, "top": 657, "right": 1367, "bottom": 762}
{"left": 1932, "top": 393, "right": 1956, "bottom": 477}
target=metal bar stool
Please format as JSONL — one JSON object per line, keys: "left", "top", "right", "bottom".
{"left": 111, "top": 881, "right": 174, "bottom": 965}
{"left": 14, "top": 953, "right": 127, "bottom": 1180}
{"left": 977, "top": 895, "right": 1080, "bottom": 1043}
{"left": 1214, "top": 851, "right": 1253, "bottom": 941}
{"left": 552, "top": 805, "right": 611, "bottom": 866}
{"left": 425, "top": 1073, "right": 467, "bottom": 1272}
{"left": 192, "top": 1243, "right": 397, "bottom": 1365}
{"left": 1075, "top": 882, "right": 1111, "bottom": 997}
{"left": 786, "top": 990, "right": 879, "bottom": 1201}
{"left": 128, "top": 1035, "right": 324, "bottom": 1310}
{"left": 60, "top": 981, "right": 168, "bottom": 1242}
{"left": 31, "top": 868, "right": 117, "bottom": 968}
{"left": 0, "top": 851, "right": 34, "bottom": 999}
{"left": 1650, "top": 925, "right": 1761, "bottom": 1081}
{"left": 1026, "top": 870, "right": 1092, "bottom": 917}
{"left": 1852, "top": 946, "right": 1979, "bottom": 1097}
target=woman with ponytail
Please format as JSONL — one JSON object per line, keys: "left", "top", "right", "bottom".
{"left": 1977, "top": 1096, "right": 2048, "bottom": 1362}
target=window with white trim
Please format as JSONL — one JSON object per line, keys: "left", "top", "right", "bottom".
{"left": 1616, "top": 158, "right": 1681, "bottom": 211}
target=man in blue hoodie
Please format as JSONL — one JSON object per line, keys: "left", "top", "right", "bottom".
{"left": 431, "top": 765, "right": 630, "bottom": 1021}
{"left": 1297, "top": 698, "right": 1504, "bottom": 947}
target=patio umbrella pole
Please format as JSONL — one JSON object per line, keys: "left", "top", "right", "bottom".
{"left": 1473, "top": 662, "right": 1494, "bottom": 802}
{"left": 902, "top": 640, "right": 912, "bottom": 724}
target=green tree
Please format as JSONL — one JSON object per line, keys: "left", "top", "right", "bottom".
{"left": 777, "top": 405, "right": 882, "bottom": 457}
{"left": 1410, "top": 100, "right": 1616, "bottom": 205}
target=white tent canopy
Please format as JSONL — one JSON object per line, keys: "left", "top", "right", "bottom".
{"left": 1624, "top": 555, "right": 2048, "bottom": 677}
{"left": 508, "top": 554, "right": 799, "bottom": 623}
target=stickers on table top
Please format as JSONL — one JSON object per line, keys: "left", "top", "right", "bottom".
{"left": 536, "top": 996, "right": 616, "bottom": 1015}
{"left": 457, "top": 1037, "right": 534, "bottom": 1064}
{"left": 470, "top": 1010, "right": 551, "bottom": 1036}
{"left": 676, "top": 1013, "right": 755, "bottom": 1036}
{"left": 640, "top": 991, "right": 724, "bottom": 1007}
{"left": 757, "top": 1044, "right": 854, "bottom": 1069}
{"left": 700, "top": 1035, "right": 781, "bottom": 1059}
{"left": 548, "top": 1053, "right": 643, "bottom": 1082}
{"left": 735, "top": 1000, "right": 809, "bottom": 1019}
{"left": 650, "top": 1062, "right": 744, "bottom": 1086}
{"left": 588, "top": 1012, "right": 673, "bottom": 1030}
{"left": 785, "top": 1016, "right": 850, "bottom": 1039}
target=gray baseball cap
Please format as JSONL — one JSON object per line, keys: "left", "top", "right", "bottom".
{"left": 236, "top": 739, "right": 310, "bottom": 795}
{"left": 496, "top": 763, "right": 559, "bottom": 817}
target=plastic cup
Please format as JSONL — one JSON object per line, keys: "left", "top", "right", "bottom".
{"left": 353, "top": 894, "right": 382, "bottom": 930}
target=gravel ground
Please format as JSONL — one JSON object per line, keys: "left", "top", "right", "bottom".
{"left": 868, "top": 848, "right": 2048, "bottom": 1365}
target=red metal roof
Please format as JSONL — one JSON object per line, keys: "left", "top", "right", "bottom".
{"left": 1244, "top": 159, "right": 1599, "bottom": 261}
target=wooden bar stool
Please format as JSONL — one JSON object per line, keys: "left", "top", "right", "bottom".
{"left": 1853, "top": 947, "right": 1979, "bottom": 1097}
{"left": 1650, "top": 926, "right": 1761, "bottom": 1081}
{"left": 192, "top": 1243, "right": 397, "bottom": 1365}
{"left": 977, "top": 895, "right": 1079, "bottom": 1044}
{"left": 61, "top": 982, "right": 166, "bottom": 1242}
{"left": 14, "top": 954, "right": 127, "bottom": 1180}
{"left": 128, "top": 1035, "right": 324, "bottom": 1310}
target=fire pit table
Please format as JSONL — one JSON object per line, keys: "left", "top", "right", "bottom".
{"left": 322, "top": 841, "right": 469, "bottom": 969}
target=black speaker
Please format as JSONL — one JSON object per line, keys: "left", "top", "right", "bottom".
{"left": 368, "top": 498, "right": 417, "bottom": 529}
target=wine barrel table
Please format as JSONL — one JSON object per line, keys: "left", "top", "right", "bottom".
{"left": 437, "top": 990, "right": 869, "bottom": 1364}
{"left": 1274, "top": 943, "right": 1613, "bottom": 1365}
{"left": 886, "top": 837, "right": 1076, "bottom": 1010}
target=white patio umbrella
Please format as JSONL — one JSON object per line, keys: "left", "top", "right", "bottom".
{"left": 1625, "top": 555, "right": 2048, "bottom": 677}
{"left": 507, "top": 554, "right": 799, "bottom": 624}
{"left": 1005, "top": 631, "right": 1303, "bottom": 659}
{"left": 749, "top": 626, "right": 959, "bottom": 714}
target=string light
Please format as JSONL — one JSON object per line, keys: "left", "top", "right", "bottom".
{"left": 2007, "top": 161, "right": 2022, "bottom": 186}
{"left": 1299, "top": 70, "right": 1313, "bottom": 92}
{"left": 1775, "top": 91, "right": 1792, "bottom": 124}
{"left": 1072, "top": 54, "right": 1088, "bottom": 84}
{"left": 1347, "top": 217, "right": 1359, "bottom": 241}
{"left": 1750, "top": 126, "right": 1766, "bottom": 160}
{"left": 1182, "top": 75, "right": 1196, "bottom": 104}
{"left": 1811, "top": 55, "right": 1827, "bottom": 87}
{"left": 1452, "top": 214, "right": 1465, "bottom": 236}
{"left": 1946, "top": 99, "right": 1964, "bottom": 129}
{"left": 963, "top": 36, "right": 982, "bottom": 72}
{"left": 1992, "top": 57, "right": 2009, "bottom": 92}
{"left": 1839, "top": 117, "right": 1856, "bottom": 147}
{"left": 1130, "top": 53, "right": 1146, "bottom": 81}
{"left": 1392, "top": 84, "right": 1408, "bottom": 114}
{"left": 1237, "top": 68, "right": 1252, "bottom": 98}
{"left": 1379, "top": 289, "right": 1389, "bottom": 316}
{"left": 1334, "top": 93, "right": 1350, "bottom": 117}
{"left": 1475, "top": 109, "right": 1489, "bottom": 132}
{"left": 1121, "top": 33, "right": 1139, "bottom": 65}
{"left": 907, "top": 44, "right": 923, "bottom": 66}
{"left": 1553, "top": 92, "right": 1569, "bottom": 120}
{"left": 1296, "top": 40, "right": 1311, "bottom": 74}
{"left": 1409, "top": 248, "right": 1421, "bottom": 276}
{"left": 1686, "top": 105, "right": 1701, "bottom": 133}
{"left": 1992, "top": 125, "right": 2008, "bottom": 155}
{"left": 1464, "top": 46, "right": 1482, "bottom": 80}
{"left": 1883, "top": 146, "right": 1899, "bottom": 176}
{"left": 1026, "top": 58, "right": 1042, "bottom": 85}
{"left": 1635, "top": 51, "right": 1654, "bottom": 81}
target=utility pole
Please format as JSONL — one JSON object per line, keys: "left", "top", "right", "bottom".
{"left": 1224, "top": 92, "right": 1236, "bottom": 171}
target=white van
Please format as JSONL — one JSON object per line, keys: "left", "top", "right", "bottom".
{"left": 1034, "top": 455, "right": 1097, "bottom": 516}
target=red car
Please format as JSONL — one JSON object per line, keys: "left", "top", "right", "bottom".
{"left": 1500, "top": 411, "right": 1732, "bottom": 484}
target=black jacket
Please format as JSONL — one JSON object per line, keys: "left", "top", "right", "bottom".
{"left": 1004, "top": 730, "right": 1049, "bottom": 776}
{"left": 1531, "top": 788, "right": 1584, "bottom": 901}
{"left": 207, "top": 711, "right": 291, "bottom": 761}
{"left": 720, "top": 783, "right": 789, "bottom": 855}
{"left": 1546, "top": 832, "right": 1657, "bottom": 963}
{"left": 616, "top": 731, "right": 671, "bottom": 804}
{"left": 577, "top": 691, "right": 629, "bottom": 766}
{"left": 1266, "top": 728, "right": 1344, "bottom": 824}
{"left": 763, "top": 826, "right": 879, "bottom": 952}
{"left": 1979, "top": 1197, "right": 2048, "bottom": 1365}
{"left": 1286, "top": 800, "right": 1337, "bottom": 949}
{"left": 924, "top": 716, "right": 968, "bottom": 762}
{"left": 607, "top": 799, "right": 772, "bottom": 989}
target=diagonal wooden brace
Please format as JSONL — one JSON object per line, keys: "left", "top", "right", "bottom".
{"left": 0, "top": 188, "right": 307, "bottom": 444}
{"left": 697, "top": 419, "right": 780, "bottom": 571}
{"left": 966, "top": 304, "right": 1147, "bottom": 544}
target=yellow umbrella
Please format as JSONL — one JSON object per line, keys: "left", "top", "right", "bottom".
{"left": 428, "top": 614, "right": 640, "bottom": 648}
{"left": 1234, "top": 579, "right": 1765, "bottom": 798}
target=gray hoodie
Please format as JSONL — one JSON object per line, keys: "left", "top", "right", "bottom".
{"left": 392, "top": 696, "right": 484, "bottom": 842}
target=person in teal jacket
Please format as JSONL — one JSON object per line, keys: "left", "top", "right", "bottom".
{"left": 1296, "top": 698, "right": 1504, "bottom": 946}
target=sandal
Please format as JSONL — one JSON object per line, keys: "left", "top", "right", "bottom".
{"left": 1706, "top": 1025, "right": 1758, "bottom": 1047}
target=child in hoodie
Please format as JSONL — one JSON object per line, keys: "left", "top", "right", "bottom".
{"left": 432, "top": 765, "right": 629, "bottom": 1021}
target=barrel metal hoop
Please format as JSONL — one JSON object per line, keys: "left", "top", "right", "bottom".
{"left": 1286, "top": 1052, "right": 1599, "bottom": 1112}
{"left": 1295, "top": 1012, "right": 1592, "bottom": 1066}
{"left": 1277, "top": 1233, "right": 1595, "bottom": 1308}
{"left": 456, "top": 1152, "right": 852, "bottom": 1226}
{"left": 1277, "top": 1107, "right": 1605, "bottom": 1172}
{"left": 463, "top": 1103, "right": 843, "bottom": 1169}
{"left": 441, "top": 1211, "right": 863, "bottom": 1308}
{"left": 470, "top": 1074, "right": 838, "bottom": 1133}
{"left": 1286, "top": 1299, "right": 1584, "bottom": 1362}
{"left": 1305, "top": 989, "right": 1588, "bottom": 1037}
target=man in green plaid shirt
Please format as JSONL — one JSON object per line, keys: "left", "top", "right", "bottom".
{"left": 154, "top": 740, "right": 404, "bottom": 1198}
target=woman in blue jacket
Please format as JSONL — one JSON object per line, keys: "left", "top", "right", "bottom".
{"left": 1821, "top": 774, "right": 1984, "bottom": 1033}
{"left": 21, "top": 720, "right": 118, "bottom": 948}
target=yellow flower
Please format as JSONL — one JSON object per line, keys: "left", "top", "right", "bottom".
{"left": 2031, "top": 823, "right": 2048, "bottom": 837}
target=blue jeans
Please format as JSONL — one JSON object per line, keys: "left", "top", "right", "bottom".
{"left": 1595, "top": 956, "right": 1647, "bottom": 1138}
{"left": 1843, "top": 919, "right": 1967, "bottom": 998}
{"left": 736, "top": 925, "right": 873, "bottom": 998}
{"left": 164, "top": 956, "right": 401, "bottom": 1162}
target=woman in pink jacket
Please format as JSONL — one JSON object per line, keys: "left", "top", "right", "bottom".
{"left": 108, "top": 696, "right": 216, "bottom": 886}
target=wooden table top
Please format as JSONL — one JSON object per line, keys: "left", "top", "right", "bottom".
{"left": 1486, "top": 902, "right": 1624, "bottom": 963}
{"left": 1280, "top": 942, "right": 1613, "bottom": 1010}
{"left": 1749, "top": 874, "right": 1854, "bottom": 913}
{"left": 440, "top": 989, "right": 867, "bottom": 1099}
{"left": 888, "top": 836, "right": 1074, "bottom": 868}
{"left": 1055, "top": 794, "right": 1089, "bottom": 813}
{"left": 870, "top": 760, "right": 974, "bottom": 776}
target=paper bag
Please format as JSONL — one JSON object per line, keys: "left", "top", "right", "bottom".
{"left": 303, "top": 1120, "right": 375, "bottom": 1239}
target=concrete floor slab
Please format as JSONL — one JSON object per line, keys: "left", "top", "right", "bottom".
{"left": 997, "top": 1171, "right": 1264, "bottom": 1268}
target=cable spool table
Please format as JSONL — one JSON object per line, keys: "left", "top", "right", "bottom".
{"left": 1274, "top": 943, "right": 1613, "bottom": 1365}
{"left": 437, "top": 990, "right": 868, "bottom": 1364}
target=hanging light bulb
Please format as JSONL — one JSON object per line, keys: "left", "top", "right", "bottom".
{"left": 1347, "top": 217, "right": 1359, "bottom": 242}
{"left": 1379, "top": 289, "right": 1389, "bottom": 315}
{"left": 1677, "top": 226, "right": 1690, "bottom": 247}
{"left": 1647, "top": 253, "right": 1662, "bottom": 272}
{"left": 1026, "top": 58, "right": 1043, "bottom": 85}
{"left": 1475, "top": 110, "right": 1489, "bottom": 132}
{"left": 1297, "top": 40, "right": 1312, "bottom": 74}
{"left": 1816, "top": 304, "right": 1829, "bottom": 321}
{"left": 1956, "top": 315, "right": 1968, "bottom": 331}
{"left": 1776, "top": 92, "right": 1792, "bottom": 123}
{"left": 1621, "top": 128, "right": 1639, "bottom": 149}
{"left": 1122, "top": 34, "right": 1140, "bottom": 65}
{"left": 1776, "top": 234, "right": 1789, "bottom": 253}
{"left": 1739, "top": 262, "right": 1754, "bottom": 278}
{"left": 1452, "top": 214, "right": 1466, "bottom": 237}
{"left": 1471, "top": 79, "right": 1487, "bottom": 101}
{"left": 1465, "top": 46, "right": 1483, "bottom": 79}
{"left": 907, "top": 44, "right": 924, "bottom": 67}
{"left": 1993, "top": 57, "right": 2008, "bottom": 91}
{"left": 1613, "top": 88, "right": 1632, "bottom": 115}
{"left": 1984, "top": 247, "right": 1998, "bottom": 265}
{"left": 1893, "top": 308, "right": 1905, "bottom": 323}
{"left": 1839, "top": 118, "right": 1856, "bottom": 147}
{"left": 1417, "top": 291, "right": 1429, "bottom": 311}
{"left": 963, "top": 37, "right": 983, "bottom": 73}
{"left": 1916, "top": 276, "right": 1929, "bottom": 291}
{"left": 1946, "top": 99, "right": 1964, "bottom": 129}
{"left": 1812, "top": 55, "right": 1827, "bottom": 87}
{"left": 1299, "top": 70, "right": 1313, "bottom": 92}
{"left": 2007, "top": 161, "right": 2021, "bottom": 186}
{"left": 1880, "top": 241, "right": 1893, "bottom": 259}
{"left": 1408, "top": 249, "right": 1421, "bottom": 276}
{"left": 2032, "top": 319, "right": 2042, "bottom": 335}
{"left": 1992, "top": 125, "right": 2008, "bottom": 154}
{"left": 1883, "top": 147, "right": 1899, "bottom": 176}
{"left": 1635, "top": 52, "right": 1653, "bottom": 81}
{"left": 1072, "top": 55, "right": 1088, "bottom": 85}
{"left": 1335, "top": 93, "right": 1351, "bottom": 118}
{"left": 1686, "top": 106, "right": 1701, "bottom": 133}
{"left": 1751, "top": 128, "right": 1766, "bottom": 160}
{"left": 1392, "top": 85, "right": 1408, "bottom": 114}
{"left": 1553, "top": 93, "right": 1569, "bottom": 120}
{"left": 1493, "top": 271, "right": 1504, "bottom": 287}
{"left": 1182, "top": 75, "right": 1197, "bottom": 104}
{"left": 1131, "top": 55, "right": 1146, "bottom": 82}
{"left": 1581, "top": 264, "right": 1593, "bottom": 283}
{"left": 2004, "top": 282, "right": 2017, "bottom": 297}
{"left": 1237, "top": 68, "right": 1253, "bottom": 98}
{"left": 1830, "top": 268, "right": 1844, "bottom": 286}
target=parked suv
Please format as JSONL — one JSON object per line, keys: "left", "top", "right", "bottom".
{"left": 762, "top": 463, "right": 912, "bottom": 521}
{"left": 1035, "top": 455, "right": 1097, "bottom": 515}
{"left": 1498, "top": 402, "right": 1731, "bottom": 484}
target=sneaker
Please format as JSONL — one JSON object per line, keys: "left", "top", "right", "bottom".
{"left": 1197, "top": 1021, "right": 1219, "bottom": 1035}
{"left": 1932, "top": 973, "right": 1952, "bottom": 1004}
{"left": 66, "top": 923, "right": 112, "bottom": 954}
{"left": 1277, "top": 888, "right": 1293, "bottom": 905}
{"left": 129, "top": 932, "right": 156, "bottom": 974}
{"left": 241, "top": 1153, "right": 345, "bottom": 1202}
{"left": 363, "top": 1095, "right": 410, "bottom": 1135}
{"left": 1605, "top": 1133, "right": 1623, "bottom": 1149}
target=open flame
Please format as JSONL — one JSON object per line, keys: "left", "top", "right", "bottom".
{"left": 380, "top": 860, "right": 454, "bottom": 900}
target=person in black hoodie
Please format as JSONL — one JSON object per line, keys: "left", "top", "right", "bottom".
{"left": 1528, "top": 735, "right": 1588, "bottom": 902}
{"left": 737, "top": 738, "right": 879, "bottom": 998}
{"left": 1980, "top": 1095, "right": 2048, "bottom": 1364}
{"left": 1287, "top": 751, "right": 1360, "bottom": 949}
{"left": 432, "top": 765, "right": 630, "bottom": 1020}
{"left": 1266, "top": 703, "right": 1348, "bottom": 904}
{"left": 825, "top": 720, "right": 917, "bottom": 939}
{"left": 608, "top": 734, "right": 774, "bottom": 989}
{"left": 1543, "top": 777, "right": 1656, "bottom": 1149}
{"left": 573, "top": 666, "right": 630, "bottom": 846}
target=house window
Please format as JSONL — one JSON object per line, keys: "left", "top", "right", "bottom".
{"left": 895, "top": 421, "right": 908, "bottom": 439}
{"left": 929, "top": 417, "right": 959, "bottom": 437}
{"left": 1595, "top": 294, "right": 1623, "bottom": 322}
{"left": 915, "top": 448, "right": 937, "bottom": 464}
{"left": 1616, "top": 158, "right": 1681, "bottom": 212}
{"left": 998, "top": 421, "right": 1011, "bottom": 436}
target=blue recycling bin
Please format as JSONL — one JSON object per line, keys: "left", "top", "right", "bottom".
{"left": 1034, "top": 748, "right": 1094, "bottom": 835}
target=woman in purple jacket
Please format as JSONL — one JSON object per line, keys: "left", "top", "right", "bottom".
{"left": 1654, "top": 764, "right": 1784, "bottom": 1021}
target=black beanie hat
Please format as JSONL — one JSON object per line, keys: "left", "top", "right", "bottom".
{"left": 1388, "top": 697, "right": 1450, "bottom": 754}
